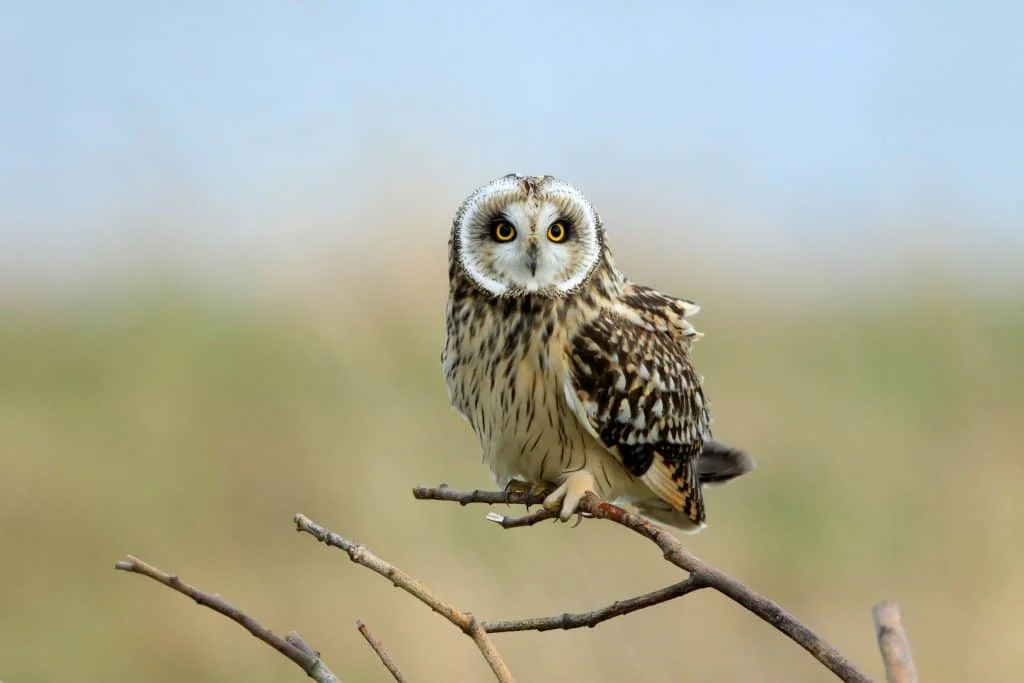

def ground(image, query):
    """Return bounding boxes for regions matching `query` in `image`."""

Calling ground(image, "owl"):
[442,174,753,531]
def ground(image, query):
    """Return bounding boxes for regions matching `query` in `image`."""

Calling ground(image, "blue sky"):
[1,1,1021,287]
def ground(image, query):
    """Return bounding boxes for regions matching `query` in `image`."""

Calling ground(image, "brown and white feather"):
[442,174,746,532]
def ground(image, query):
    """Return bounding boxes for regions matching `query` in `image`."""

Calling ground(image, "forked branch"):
[114,555,340,683]
[413,485,873,683]
[115,489,899,682]
[294,513,516,683]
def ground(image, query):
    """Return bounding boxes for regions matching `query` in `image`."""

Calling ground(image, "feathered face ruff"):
[450,174,612,298]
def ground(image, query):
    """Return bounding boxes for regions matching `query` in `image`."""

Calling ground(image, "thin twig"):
[294,513,515,683]
[114,555,340,683]
[482,575,707,633]
[873,601,918,683]
[356,620,406,683]
[412,486,872,683]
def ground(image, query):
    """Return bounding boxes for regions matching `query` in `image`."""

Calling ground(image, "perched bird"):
[442,174,753,532]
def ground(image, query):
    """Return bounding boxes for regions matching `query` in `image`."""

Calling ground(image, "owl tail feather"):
[698,438,756,486]
[640,454,706,528]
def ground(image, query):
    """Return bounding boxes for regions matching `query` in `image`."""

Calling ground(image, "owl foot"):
[543,470,598,523]
[503,479,557,506]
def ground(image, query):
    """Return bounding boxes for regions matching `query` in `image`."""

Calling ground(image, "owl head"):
[450,174,606,297]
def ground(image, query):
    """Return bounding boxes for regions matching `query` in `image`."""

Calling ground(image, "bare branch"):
[873,601,918,683]
[293,513,469,629]
[425,485,560,528]
[114,555,340,683]
[466,616,516,682]
[412,486,872,683]
[482,575,706,633]
[417,485,549,507]
[356,620,406,683]
[294,513,515,683]
[485,509,556,528]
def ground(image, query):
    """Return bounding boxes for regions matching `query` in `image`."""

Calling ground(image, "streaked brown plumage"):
[442,174,753,531]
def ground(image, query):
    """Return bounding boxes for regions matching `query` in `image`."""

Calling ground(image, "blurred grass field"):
[1,267,1022,682]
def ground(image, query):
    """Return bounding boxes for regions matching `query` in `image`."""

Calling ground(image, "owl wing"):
[564,284,711,526]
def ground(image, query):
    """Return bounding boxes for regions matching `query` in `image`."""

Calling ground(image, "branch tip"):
[873,601,918,683]
[356,620,407,682]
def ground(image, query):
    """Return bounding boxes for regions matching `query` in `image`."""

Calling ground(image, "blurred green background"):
[2,268,1021,682]
[4,3,1024,682]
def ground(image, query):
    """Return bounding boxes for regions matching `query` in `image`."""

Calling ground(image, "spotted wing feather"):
[566,284,711,525]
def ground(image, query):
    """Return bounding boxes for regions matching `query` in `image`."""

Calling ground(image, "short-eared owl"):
[442,174,753,531]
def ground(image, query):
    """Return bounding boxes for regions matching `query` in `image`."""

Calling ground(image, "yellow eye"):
[493,221,516,242]
[547,222,567,242]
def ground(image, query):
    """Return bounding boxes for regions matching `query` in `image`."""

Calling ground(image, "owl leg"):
[543,470,598,523]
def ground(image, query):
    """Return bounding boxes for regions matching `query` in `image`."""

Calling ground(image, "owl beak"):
[525,241,538,276]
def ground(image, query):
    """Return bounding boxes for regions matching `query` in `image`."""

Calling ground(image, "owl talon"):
[529,481,557,499]
[503,480,531,505]
[504,480,557,508]
[504,480,529,494]
[543,471,598,524]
